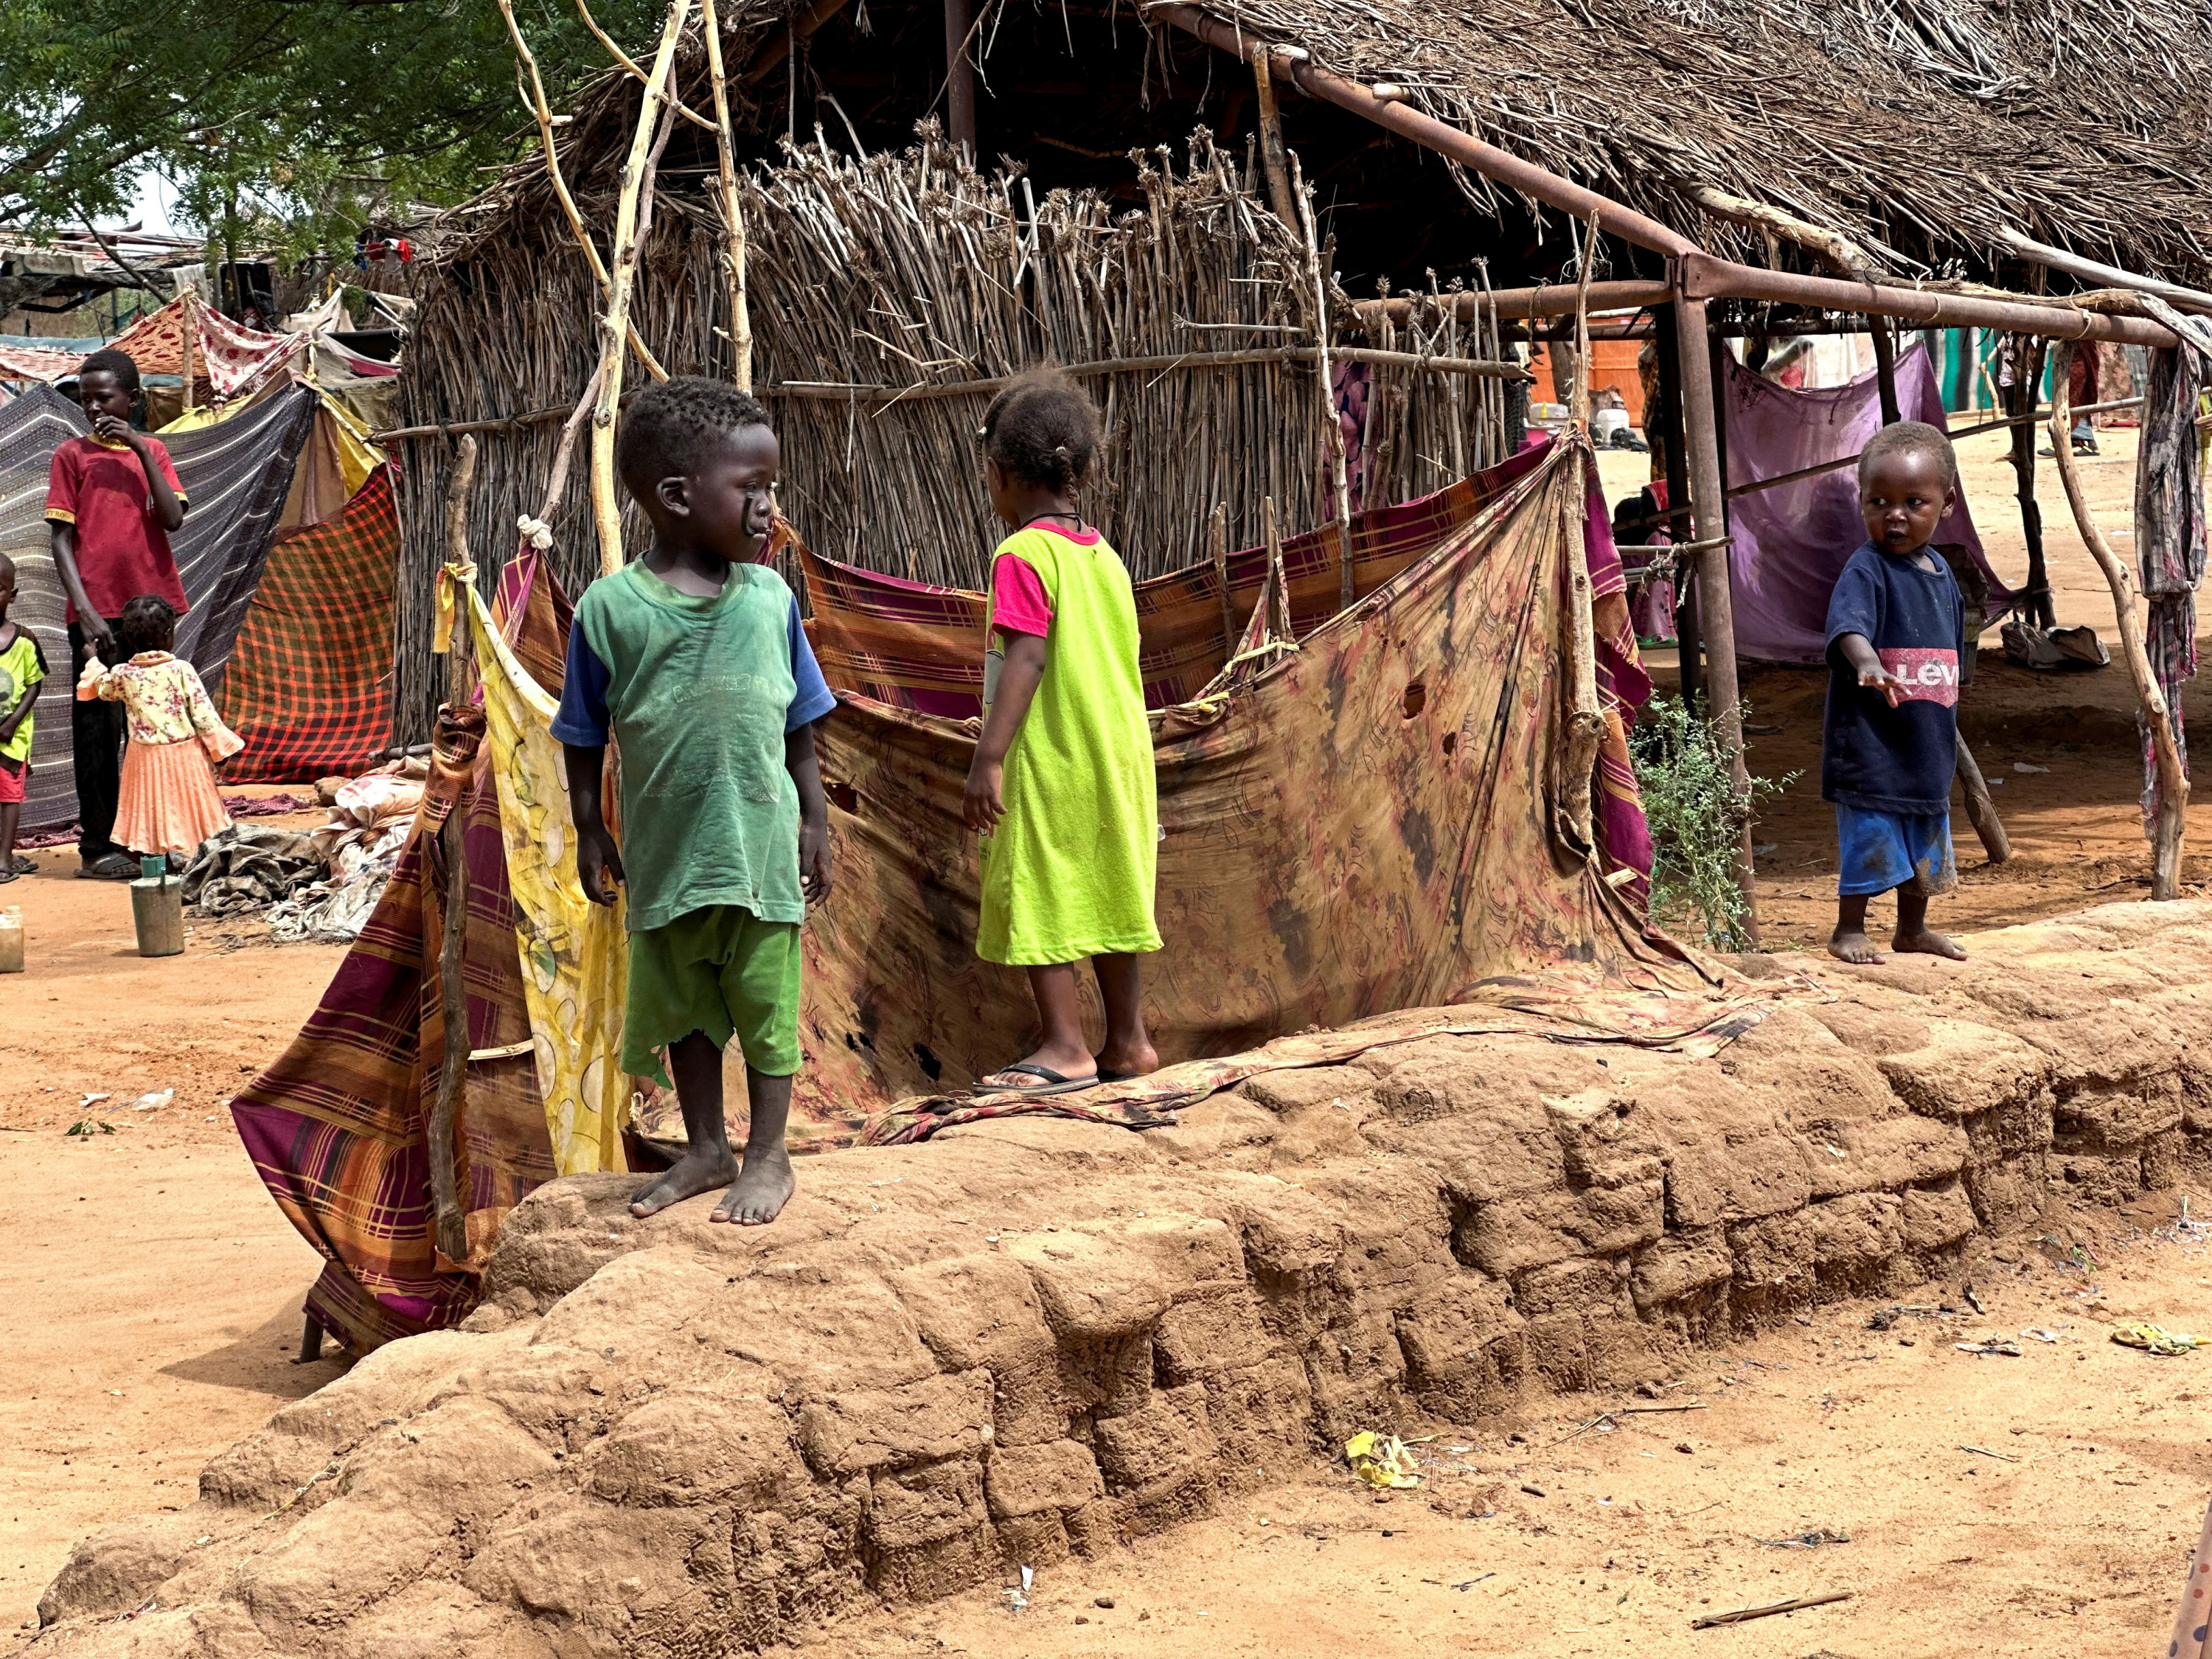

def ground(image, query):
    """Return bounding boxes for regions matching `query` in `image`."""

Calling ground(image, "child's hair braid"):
[979,367,1102,494]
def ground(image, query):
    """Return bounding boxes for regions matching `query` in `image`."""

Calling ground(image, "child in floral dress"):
[74,595,242,860]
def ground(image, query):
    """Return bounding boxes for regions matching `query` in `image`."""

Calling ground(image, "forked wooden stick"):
[700,0,755,390]
[590,0,692,577]
[2048,341,2188,898]
[497,0,668,383]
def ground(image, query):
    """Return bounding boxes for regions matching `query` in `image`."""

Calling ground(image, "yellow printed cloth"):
[450,568,630,1178]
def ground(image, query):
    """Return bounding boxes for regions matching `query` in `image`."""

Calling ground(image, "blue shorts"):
[1834,804,1956,897]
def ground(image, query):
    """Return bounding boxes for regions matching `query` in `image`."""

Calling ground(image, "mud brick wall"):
[35,902,2212,1658]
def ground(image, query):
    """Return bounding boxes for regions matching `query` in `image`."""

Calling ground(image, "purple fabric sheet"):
[1720,341,2011,664]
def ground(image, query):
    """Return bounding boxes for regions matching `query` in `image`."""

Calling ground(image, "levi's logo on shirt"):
[1877,647,1959,707]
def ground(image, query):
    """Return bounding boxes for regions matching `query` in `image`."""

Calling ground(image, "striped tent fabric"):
[0,382,317,832]
[220,465,399,782]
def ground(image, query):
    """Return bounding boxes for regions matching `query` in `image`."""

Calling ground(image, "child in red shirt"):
[45,348,188,879]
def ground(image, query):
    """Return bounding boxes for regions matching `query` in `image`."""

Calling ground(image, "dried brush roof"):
[452,0,2212,287]
[1178,0,2212,281]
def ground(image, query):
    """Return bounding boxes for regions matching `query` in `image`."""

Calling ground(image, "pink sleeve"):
[990,553,1053,638]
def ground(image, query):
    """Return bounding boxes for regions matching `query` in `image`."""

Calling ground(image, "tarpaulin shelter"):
[0,383,318,833]
[1720,340,2012,664]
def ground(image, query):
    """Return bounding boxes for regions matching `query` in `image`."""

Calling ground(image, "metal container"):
[130,858,185,959]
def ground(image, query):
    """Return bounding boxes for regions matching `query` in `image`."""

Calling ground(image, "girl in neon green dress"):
[961,370,1162,1093]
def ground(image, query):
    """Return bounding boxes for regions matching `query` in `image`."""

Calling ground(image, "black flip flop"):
[970,1062,1101,1098]
[8,855,34,874]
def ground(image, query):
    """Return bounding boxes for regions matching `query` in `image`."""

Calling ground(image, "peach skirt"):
[114,737,231,857]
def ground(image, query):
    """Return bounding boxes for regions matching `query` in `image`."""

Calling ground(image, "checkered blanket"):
[220,466,398,782]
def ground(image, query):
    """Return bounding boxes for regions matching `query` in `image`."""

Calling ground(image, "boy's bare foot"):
[1093,1037,1160,1082]
[1893,928,1967,960]
[712,1145,795,1225]
[630,1144,737,1217]
[1829,928,1885,964]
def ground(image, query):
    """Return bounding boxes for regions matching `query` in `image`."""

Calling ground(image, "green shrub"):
[1629,695,1792,952]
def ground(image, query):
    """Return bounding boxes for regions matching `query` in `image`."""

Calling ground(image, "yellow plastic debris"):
[2112,1322,2204,1357]
[1344,1430,1423,1489]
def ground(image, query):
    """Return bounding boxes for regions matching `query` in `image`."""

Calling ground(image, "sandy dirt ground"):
[3,418,2208,1651]
[832,1192,2212,1659]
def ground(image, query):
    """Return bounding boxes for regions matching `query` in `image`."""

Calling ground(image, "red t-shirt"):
[44,435,190,624]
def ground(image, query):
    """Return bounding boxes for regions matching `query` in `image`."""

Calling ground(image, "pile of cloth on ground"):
[182,762,425,942]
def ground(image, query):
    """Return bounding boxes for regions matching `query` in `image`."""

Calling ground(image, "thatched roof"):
[1175,0,2212,282]
[456,0,2212,288]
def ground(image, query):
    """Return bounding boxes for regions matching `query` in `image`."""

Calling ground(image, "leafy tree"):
[0,0,658,272]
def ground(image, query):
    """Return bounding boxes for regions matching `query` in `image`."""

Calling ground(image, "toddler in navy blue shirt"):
[1822,420,1970,966]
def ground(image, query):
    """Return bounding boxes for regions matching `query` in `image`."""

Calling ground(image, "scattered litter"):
[2013,761,2051,774]
[1002,1564,1034,1613]
[1345,1430,1422,1489]
[1955,1338,2023,1357]
[1452,1574,1496,1590]
[2022,1327,2062,1343]
[1689,1590,1851,1630]
[1959,1444,2019,1463]
[66,1120,115,1137]
[2113,1323,2204,1356]
[1867,1304,1939,1331]
[134,1090,173,1111]
[77,1092,110,1108]
[1963,1284,1986,1315]
[1520,1484,1547,1498]
[1755,1529,1851,1549]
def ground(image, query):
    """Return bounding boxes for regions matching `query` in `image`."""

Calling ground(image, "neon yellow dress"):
[978,523,1162,965]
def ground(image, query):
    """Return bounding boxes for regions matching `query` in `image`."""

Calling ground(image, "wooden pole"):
[1248,45,1299,231]
[428,433,479,1267]
[700,0,754,392]
[2008,335,2055,628]
[1290,156,1355,611]
[180,293,196,413]
[1209,501,1234,655]
[1954,737,2011,863]
[1870,315,1902,425]
[2049,341,2188,899]
[942,0,975,156]
[1672,290,1759,939]
[1654,299,1701,712]
[589,0,690,579]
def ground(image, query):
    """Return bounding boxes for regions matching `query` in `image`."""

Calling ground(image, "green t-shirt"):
[0,628,47,765]
[566,563,808,933]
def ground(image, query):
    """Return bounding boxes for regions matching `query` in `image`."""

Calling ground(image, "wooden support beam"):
[1996,229,2212,317]
[1248,44,1299,229]
[740,0,849,84]
[1672,291,1758,939]
[589,0,690,579]
[943,0,976,156]
[2049,341,2188,899]
[428,433,479,1269]
[1652,299,1700,712]
[700,0,754,391]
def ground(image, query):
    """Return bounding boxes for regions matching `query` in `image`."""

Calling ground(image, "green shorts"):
[622,905,803,1083]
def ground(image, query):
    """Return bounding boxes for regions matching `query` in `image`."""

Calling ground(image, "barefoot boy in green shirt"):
[552,379,836,1225]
